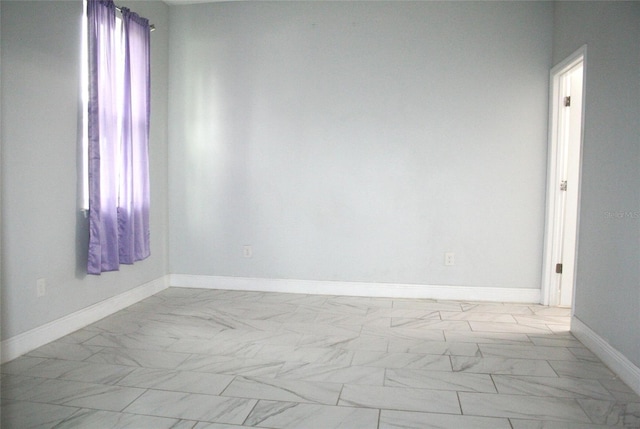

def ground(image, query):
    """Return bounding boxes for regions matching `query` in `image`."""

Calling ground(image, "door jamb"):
[541,45,587,307]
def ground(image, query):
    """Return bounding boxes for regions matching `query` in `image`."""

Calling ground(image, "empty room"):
[1,0,639,428]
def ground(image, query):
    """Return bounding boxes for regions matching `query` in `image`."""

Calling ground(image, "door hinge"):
[560,180,567,191]
[556,263,563,274]
[564,96,571,107]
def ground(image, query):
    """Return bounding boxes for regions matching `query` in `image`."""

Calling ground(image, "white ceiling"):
[164,0,254,4]
[163,0,385,4]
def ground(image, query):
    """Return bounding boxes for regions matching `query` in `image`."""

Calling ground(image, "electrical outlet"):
[36,278,47,297]
[444,252,455,266]
[243,245,253,258]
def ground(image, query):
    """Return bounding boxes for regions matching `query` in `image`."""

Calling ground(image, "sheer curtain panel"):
[87,0,151,274]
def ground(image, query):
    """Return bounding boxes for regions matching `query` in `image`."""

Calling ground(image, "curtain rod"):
[114,5,156,31]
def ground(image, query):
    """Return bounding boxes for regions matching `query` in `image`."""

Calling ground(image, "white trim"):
[572,316,640,396]
[541,45,587,307]
[169,274,541,303]
[0,275,169,364]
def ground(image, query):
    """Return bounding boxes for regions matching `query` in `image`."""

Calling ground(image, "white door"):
[557,62,583,307]
[542,47,586,308]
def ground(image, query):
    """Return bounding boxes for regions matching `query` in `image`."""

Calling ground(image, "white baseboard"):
[572,316,640,396]
[0,275,169,364]
[169,274,541,303]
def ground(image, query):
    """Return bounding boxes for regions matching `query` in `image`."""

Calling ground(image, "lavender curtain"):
[118,8,151,265]
[87,0,151,274]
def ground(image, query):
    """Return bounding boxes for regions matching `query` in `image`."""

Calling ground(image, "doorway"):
[542,47,586,308]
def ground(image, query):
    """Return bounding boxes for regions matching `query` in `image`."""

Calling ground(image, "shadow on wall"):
[75,212,89,280]
[75,57,89,281]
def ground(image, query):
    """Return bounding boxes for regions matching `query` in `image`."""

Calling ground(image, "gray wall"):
[553,2,640,368]
[0,0,170,340]
[168,1,554,289]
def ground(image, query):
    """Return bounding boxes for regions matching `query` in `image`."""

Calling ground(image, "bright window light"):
[80,0,89,211]
[80,1,124,212]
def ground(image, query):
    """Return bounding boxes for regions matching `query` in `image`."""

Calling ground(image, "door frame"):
[541,45,587,308]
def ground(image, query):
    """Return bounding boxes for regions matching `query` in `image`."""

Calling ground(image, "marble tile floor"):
[2,288,639,428]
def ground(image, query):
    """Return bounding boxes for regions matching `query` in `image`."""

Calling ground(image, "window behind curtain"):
[80,0,89,211]
[81,2,125,211]
[84,0,151,274]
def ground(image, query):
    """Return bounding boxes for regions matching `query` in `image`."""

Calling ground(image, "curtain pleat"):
[119,7,151,264]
